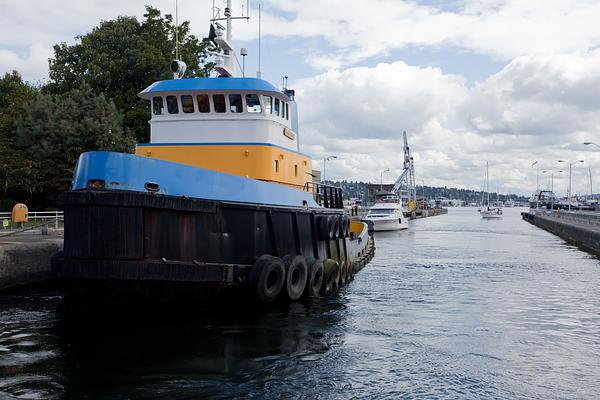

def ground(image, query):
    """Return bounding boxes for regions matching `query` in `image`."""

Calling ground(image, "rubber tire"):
[317,215,330,240]
[339,215,348,237]
[329,216,339,239]
[249,255,285,304]
[282,255,308,301]
[346,261,354,282]
[340,260,348,284]
[321,259,339,294]
[305,257,324,298]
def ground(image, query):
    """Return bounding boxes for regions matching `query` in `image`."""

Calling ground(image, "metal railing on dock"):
[0,211,64,230]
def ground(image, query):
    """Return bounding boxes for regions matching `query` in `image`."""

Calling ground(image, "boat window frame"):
[166,95,179,114]
[262,95,272,115]
[245,93,262,113]
[274,98,280,117]
[213,94,227,113]
[196,94,211,113]
[181,95,195,114]
[229,93,243,113]
[152,96,164,115]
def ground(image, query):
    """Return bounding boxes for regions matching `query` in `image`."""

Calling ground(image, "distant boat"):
[480,162,503,219]
[363,192,409,231]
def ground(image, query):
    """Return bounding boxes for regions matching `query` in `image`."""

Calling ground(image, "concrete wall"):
[523,212,600,257]
[0,239,63,290]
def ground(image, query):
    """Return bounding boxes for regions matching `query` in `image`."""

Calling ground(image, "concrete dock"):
[0,230,63,290]
[522,210,600,256]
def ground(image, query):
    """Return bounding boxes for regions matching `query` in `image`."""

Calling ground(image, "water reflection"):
[1,208,600,399]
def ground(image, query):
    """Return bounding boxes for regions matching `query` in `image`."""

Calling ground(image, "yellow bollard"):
[12,203,28,224]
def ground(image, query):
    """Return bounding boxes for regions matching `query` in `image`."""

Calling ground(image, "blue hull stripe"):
[137,142,308,157]
[71,152,320,208]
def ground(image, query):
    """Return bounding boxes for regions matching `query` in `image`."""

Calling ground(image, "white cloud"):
[296,53,600,195]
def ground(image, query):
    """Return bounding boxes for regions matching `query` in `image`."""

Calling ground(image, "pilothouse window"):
[197,94,210,113]
[166,96,179,114]
[229,94,243,113]
[213,95,226,113]
[262,95,272,114]
[152,97,164,115]
[181,95,194,113]
[246,94,262,113]
[286,103,289,120]
[274,98,280,116]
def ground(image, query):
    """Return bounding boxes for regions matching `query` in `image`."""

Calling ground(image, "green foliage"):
[0,71,38,207]
[14,84,135,204]
[47,5,214,142]
[0,5,214,208]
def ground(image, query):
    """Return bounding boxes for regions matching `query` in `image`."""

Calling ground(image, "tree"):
[0,71,39,207]
[47,6,215,142]
[14,84,135,204]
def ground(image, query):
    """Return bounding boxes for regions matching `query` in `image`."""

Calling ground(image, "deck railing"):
[303,182,344,209]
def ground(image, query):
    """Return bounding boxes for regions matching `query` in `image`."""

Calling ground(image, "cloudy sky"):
[2,0,600,196]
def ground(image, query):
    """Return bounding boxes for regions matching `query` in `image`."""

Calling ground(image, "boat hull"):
[52,189,374,305]
[363,218,408,231]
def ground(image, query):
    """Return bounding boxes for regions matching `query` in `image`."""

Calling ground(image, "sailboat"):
[480,162,503,219]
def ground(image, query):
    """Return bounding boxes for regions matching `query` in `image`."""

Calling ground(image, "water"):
[1,208,599,399]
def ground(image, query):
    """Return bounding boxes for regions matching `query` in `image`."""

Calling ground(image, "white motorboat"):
[363,193,409,231]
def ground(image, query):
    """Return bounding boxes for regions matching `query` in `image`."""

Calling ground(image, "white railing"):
[0,211,64,230]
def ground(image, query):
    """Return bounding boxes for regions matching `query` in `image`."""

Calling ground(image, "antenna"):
[257,2,261,79]
[175,0,179,60]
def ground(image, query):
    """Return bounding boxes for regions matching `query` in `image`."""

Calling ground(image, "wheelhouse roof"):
[139,77,284,99]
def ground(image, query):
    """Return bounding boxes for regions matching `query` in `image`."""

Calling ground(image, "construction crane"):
[390,131,417,208]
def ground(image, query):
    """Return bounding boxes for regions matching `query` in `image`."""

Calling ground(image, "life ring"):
[249,255,285,304]
[322,259,339,294]
[282,255,308,301]
[305,257,324,298]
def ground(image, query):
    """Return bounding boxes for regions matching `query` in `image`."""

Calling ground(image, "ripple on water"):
[0,208,599,399]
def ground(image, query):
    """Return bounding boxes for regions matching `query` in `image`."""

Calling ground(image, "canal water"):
[1,208,599,399]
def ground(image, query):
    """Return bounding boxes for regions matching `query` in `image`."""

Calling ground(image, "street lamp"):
[584,142,600,149]
[541,170,563,192]
[557,159,584,211]
[380,168,390,190]
[322,155,337,182]
[531,161,539,191]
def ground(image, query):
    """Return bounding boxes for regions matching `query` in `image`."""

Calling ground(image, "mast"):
[486,162,490,207]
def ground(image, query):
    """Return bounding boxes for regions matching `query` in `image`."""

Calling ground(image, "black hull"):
[53,190,374,305]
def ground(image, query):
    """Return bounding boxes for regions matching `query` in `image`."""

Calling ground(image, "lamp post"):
[584,141,600,149]
[531,161,539,191]
[380,168,390,190]
[558,159,584,211]
[322,155,337,183]
[541,170,563,192]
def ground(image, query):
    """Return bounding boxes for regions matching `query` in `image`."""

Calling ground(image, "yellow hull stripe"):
[135,144,313,189]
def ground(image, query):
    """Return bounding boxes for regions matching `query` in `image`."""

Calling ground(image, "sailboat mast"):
[486,162,490,206]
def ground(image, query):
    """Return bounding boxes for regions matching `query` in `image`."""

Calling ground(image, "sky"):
[2,0,600,196]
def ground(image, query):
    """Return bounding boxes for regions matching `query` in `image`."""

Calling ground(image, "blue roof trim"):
[137,142,309,157]
[71,151,320,208]
[139,77,282,96]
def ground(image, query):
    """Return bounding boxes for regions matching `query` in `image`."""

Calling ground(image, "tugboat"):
[52,1,374,306]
